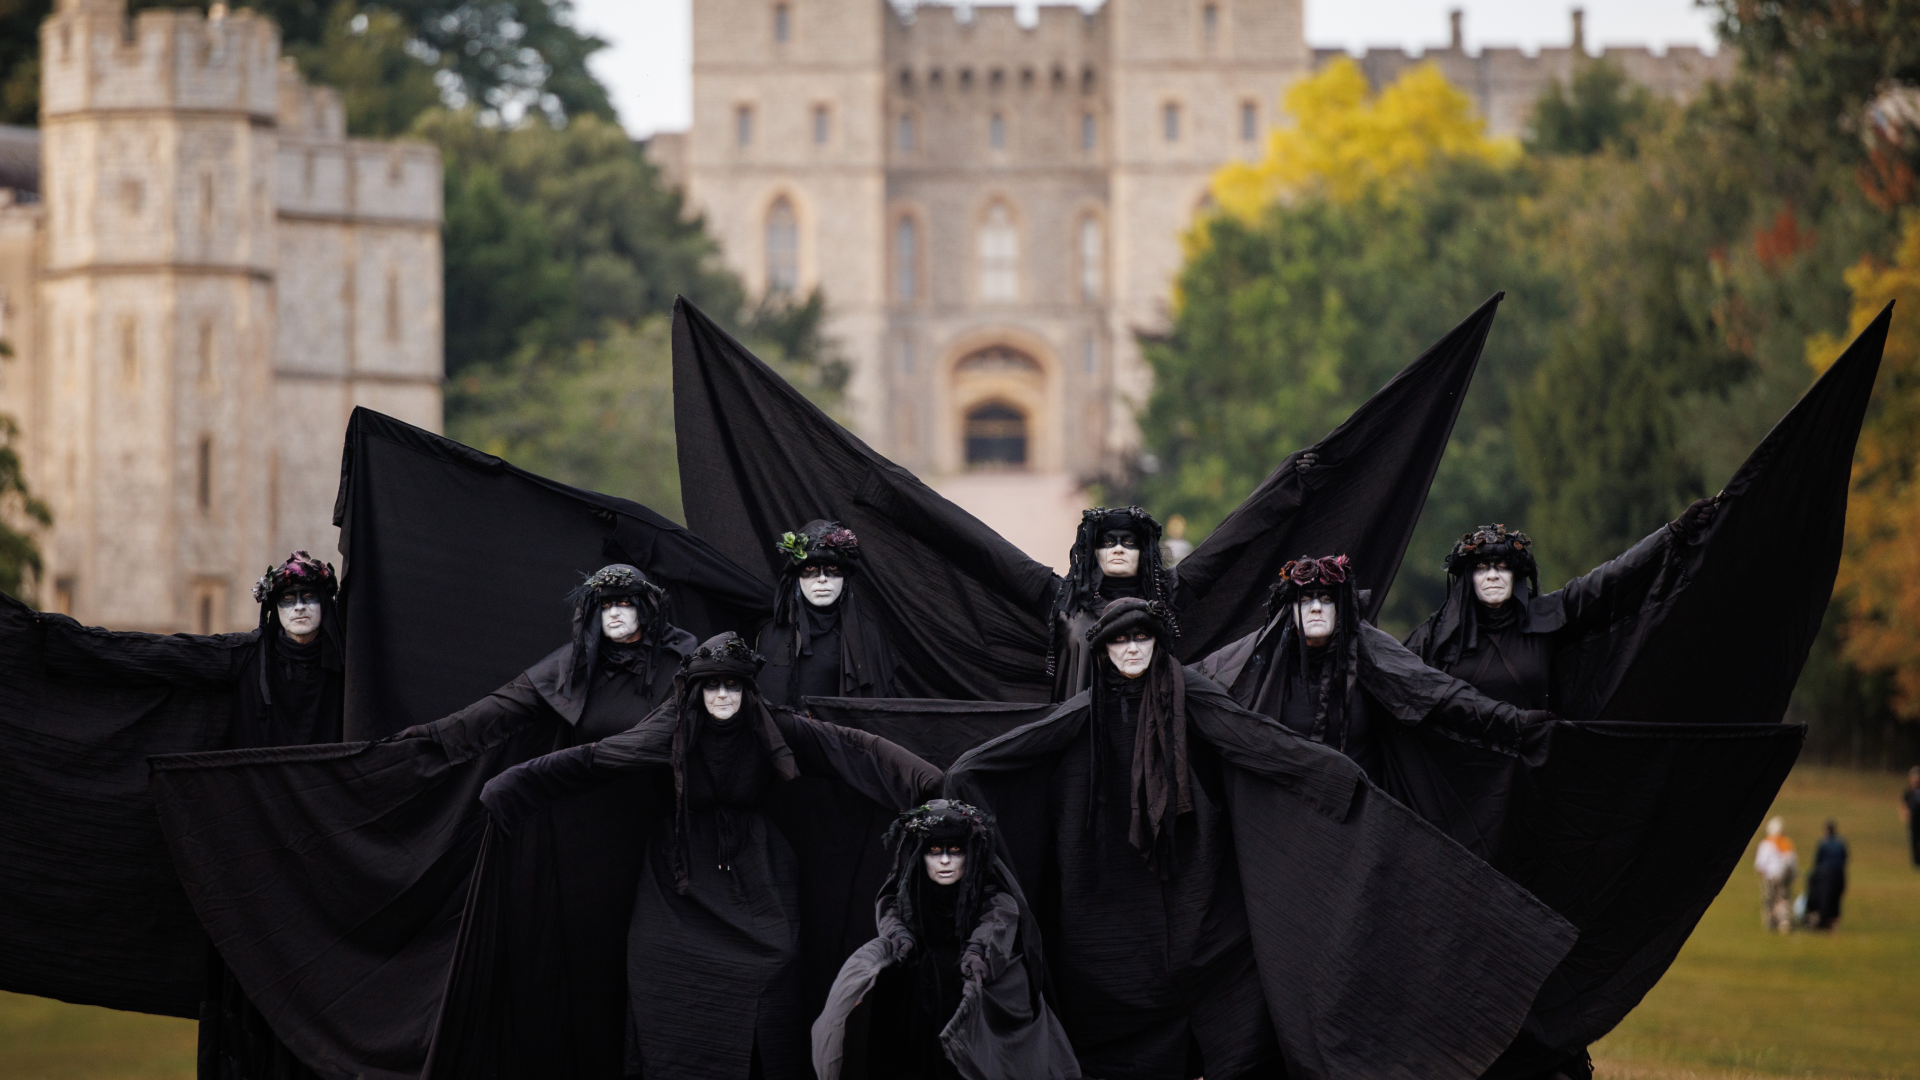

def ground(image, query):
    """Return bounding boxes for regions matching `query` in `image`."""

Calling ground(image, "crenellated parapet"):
[41,0,279,121]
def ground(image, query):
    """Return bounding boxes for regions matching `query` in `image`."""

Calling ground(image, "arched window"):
[1080,112,1096,153]
[1078,216,1102,303]
[1241,100,1259,141]
[766,198,799,295]
[989,112,1006,150]
[773,3,791,43]
[965,402,1028,470]
[978,203,1018,302]
[895,216,918,301]
[898,112,916,151]
[1163,102,1181,143]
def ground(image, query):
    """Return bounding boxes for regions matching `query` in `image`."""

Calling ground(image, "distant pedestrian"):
[1903,767,1920,869]
[1755,816,1797,933]
[1805,820,1848,930]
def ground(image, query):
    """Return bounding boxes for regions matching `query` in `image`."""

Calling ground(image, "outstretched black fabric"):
[940,668,1578,1080]
[673,294,1498,693]
[1169,292,1502,657]
[333,407,769,738]
[0,594,243,1017]
[421,701,942,1080]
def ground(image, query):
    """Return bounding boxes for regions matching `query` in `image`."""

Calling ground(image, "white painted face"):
[1097,529,1142,579]
[1297,591,1337,646]
[924,843,967,886]
[1106,630,1155,678]
[703,678,744,721]
[600,599,642,643]
[275,589,323,643]
[1473,561,1515,607]
[799,565,845,608]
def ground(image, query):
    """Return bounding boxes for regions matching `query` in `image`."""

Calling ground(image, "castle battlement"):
[41,0,279,121]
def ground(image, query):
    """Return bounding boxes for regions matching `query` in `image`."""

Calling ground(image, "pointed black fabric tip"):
[333,407,768,738]
[1175,292,1504,659]
[1592,303,1891,726]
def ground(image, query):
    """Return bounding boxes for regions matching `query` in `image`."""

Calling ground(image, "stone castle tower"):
[0,0,442,632]
[657,0,1731,523]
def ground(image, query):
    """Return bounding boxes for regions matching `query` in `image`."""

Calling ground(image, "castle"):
[0,0,442,633]
[651,1,1731,496]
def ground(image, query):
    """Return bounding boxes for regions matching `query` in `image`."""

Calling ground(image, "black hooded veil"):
[1224,307,1889,1077]
[754,520,899,707]
[672,294,1500,700]
[420,634,943,1080]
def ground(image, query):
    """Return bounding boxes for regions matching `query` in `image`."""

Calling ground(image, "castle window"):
[118,316,137,387]
[736,105,754,147]
[898,112,916,151]
[773,3,791,43]
[959,68,973,91]
[1081,66,1096,94]
[200,172,215,229]
[120,178,143,215]
[1081,113,1096,153]
[1241,100,1258,141]
[766,197,799,295]
[1204,3,1219,45]
[989,113,1006,151]
[990,68,1004,91]
[197,317,216,387]
[1021,67,1035,89]
[385,269,402,342]
[1051,65,1066,89]
[899,68,913,93]
[895,216,918,301]
[1079,216,1103,303]
[964,402,1028,470]
[813,104,831,145]
[1164,102,1182,143]
[1083,334,1099,374]
[196,435,213,513]
[978,203,1018,302]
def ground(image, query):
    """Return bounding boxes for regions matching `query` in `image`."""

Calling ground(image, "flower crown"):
[775,524,860,565]
[686,635,761,668]
[584,564,663,598]
[1279,555,1351,588]
[1445,525,1534,574]
[896,799,995,837]
[252,551,337,604]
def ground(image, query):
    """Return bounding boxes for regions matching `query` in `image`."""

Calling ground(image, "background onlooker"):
[1755,817,1797,934]
[1804,821,1849,930]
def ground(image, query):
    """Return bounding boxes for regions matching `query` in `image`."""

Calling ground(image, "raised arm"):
[1553,499,1715,637]
[775,710,942,810]
[1355,623,1550,751]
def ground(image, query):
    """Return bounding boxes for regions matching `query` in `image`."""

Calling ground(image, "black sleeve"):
[479,745,600,835]
[776,711,942,810]
[399,673,553,761]
[1553,525,1678,637]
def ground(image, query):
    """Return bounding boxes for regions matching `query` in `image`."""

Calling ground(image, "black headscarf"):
[1264,555,1365,750]
[665,633,797,893]
[1049,507,1176,677]
[883,800,998,943]
[242,551,344,745]
[562,563,671,699]
[1417,525,1541,669]
[771,519,862,665]
[1086,597,1190,877]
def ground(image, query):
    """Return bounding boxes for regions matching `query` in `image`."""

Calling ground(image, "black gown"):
[943,664,1579,1080]
[755,591,898,709]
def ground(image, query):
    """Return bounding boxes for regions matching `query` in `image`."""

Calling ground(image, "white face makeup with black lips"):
[1296,592,1337,646]
[703,678,744,721]
[1106,631,1155,678]
[1097,530,1141,579]
[600,599,642,643]
[799,565,845,608]
[924,844,966,886]
[1472,562,1515,607]
[276,590,323,643]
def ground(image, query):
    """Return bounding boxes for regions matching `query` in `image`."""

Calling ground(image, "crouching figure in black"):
[812,800,1079,1080]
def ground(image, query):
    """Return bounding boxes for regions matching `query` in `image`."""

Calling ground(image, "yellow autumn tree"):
[1211,58,1517,217]
[1814,214,1920,717]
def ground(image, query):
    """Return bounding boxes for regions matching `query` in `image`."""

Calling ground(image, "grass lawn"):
[0,766,1913,1079]
[1594,765,1920,1080]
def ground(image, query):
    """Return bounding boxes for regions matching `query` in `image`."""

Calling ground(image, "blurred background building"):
[0,0,441,632]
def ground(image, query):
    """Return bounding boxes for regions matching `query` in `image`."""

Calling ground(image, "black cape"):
[1222,308,1889,1075]
[673,294,1498,699]
[420,697,942,1080]
[755,589,899,708]
[812,859,1080,1080]
[148,627,696,1080]
[939,665,1579,1080]
[334,407,768,738]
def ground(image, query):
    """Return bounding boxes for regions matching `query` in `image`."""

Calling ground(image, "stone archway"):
[963,400,1028,469]
[950,343,1047,473]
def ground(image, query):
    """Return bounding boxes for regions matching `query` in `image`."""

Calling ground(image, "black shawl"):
[672,294,1499,700]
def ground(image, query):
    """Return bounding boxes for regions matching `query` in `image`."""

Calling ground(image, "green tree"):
[0,415,50,599]
[0,0,49,125]
[1526,60,1654,157]
[285,4,443,137]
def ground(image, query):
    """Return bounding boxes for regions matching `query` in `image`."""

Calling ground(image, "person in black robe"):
[1047,507,1175,700]
[945,597,1579,1080]
[1805,821,1848,930]
[452,632,941,1080]
[812,799,1079,1080]
[1405,505,1718,714]
[755,520,897,708]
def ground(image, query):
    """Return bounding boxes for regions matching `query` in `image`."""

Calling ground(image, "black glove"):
[960,947,989,984]
[1670,496,1719,541]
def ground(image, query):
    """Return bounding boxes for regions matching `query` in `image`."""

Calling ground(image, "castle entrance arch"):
[946,342,1054,474]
